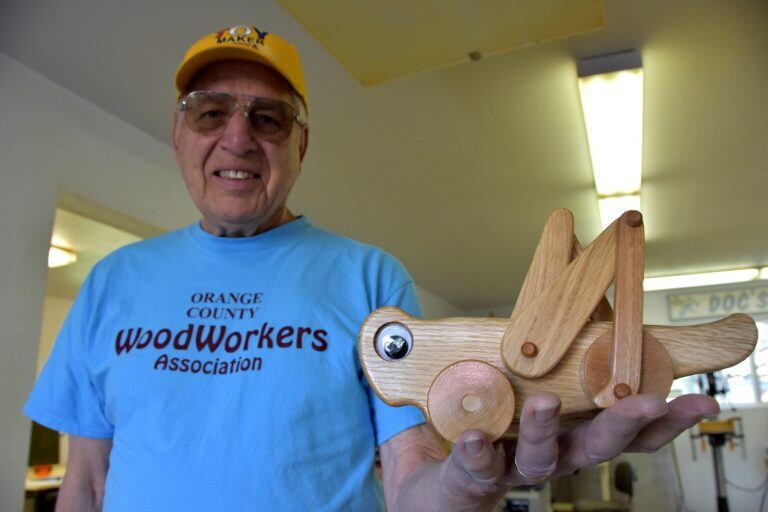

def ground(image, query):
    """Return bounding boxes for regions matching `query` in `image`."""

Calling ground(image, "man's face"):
[172,61,308,236]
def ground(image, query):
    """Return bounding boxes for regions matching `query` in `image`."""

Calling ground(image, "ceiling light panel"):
[644,268,760,292]
[48,246,77,268]
[579,67,643,197]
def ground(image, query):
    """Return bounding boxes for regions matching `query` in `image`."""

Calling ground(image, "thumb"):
[448,430,507,484]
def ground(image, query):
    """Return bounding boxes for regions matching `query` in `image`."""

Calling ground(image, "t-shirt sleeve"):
[365,269,426,446]
[23,272,113,438]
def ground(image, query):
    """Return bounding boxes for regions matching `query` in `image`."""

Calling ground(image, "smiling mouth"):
[214,170,260,180]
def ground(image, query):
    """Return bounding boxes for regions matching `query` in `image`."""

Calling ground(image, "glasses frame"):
[178,90,306,142]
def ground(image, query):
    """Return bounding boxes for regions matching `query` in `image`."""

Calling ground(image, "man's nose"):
[219,108,259,156]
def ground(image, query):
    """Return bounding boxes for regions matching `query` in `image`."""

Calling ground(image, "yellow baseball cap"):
[175,24,308,110]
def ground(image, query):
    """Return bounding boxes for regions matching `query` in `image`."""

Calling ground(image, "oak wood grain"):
[591,212,645,406]
[360,308,756,439]
[427,360,515,443]
[582,331,674,406]
[510,209,574,323]
[500,221,618,378]
[572,236,614,322]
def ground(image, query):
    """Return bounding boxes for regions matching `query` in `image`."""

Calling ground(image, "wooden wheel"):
[582,331,674,405]
[427,360,515,443]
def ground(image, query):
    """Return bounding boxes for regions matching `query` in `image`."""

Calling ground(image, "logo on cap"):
[215,25,269,48]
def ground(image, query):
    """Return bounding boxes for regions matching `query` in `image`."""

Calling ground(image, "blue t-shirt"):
[25,217,425,511]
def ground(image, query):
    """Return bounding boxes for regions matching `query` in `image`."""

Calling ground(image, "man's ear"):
[299,125,309,163]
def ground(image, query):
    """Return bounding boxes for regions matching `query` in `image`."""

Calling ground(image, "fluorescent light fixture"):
[598,194,641,229]
[578,51,643,197]
[578,50,644,232]
[644,268,760,292]
[760,267,768,280]
[579,68,643,196]
[48,246,77,268]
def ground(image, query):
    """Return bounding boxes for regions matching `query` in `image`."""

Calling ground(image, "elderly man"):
[25,25,718,511]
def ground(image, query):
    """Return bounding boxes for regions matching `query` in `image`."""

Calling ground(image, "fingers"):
[436,392,563,502]
[558,393,668,473]
[437,391,713,503]
[624,394,719,453]
[437,430,508,505]
[505,392,561,486]
[449,430,507,484]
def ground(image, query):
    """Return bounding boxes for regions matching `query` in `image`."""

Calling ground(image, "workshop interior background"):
[0,1,766,511]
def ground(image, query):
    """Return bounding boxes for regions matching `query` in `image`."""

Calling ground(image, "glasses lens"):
[246,98,296,141]
[180,92,299,141]
[182,92,235,133]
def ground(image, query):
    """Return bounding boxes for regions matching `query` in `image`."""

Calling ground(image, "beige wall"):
[415,285,462,319]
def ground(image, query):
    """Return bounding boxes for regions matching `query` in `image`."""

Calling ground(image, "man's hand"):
[381,392,719,512]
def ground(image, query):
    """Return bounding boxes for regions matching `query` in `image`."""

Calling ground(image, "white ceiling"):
[1,0,766,310]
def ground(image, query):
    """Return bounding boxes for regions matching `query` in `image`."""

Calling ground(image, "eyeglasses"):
[178,90,306,142]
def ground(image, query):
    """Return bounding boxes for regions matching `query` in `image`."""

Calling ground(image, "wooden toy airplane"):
[359,209,758,443]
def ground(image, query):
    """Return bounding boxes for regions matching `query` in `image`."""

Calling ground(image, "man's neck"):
[200,208,296,238]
